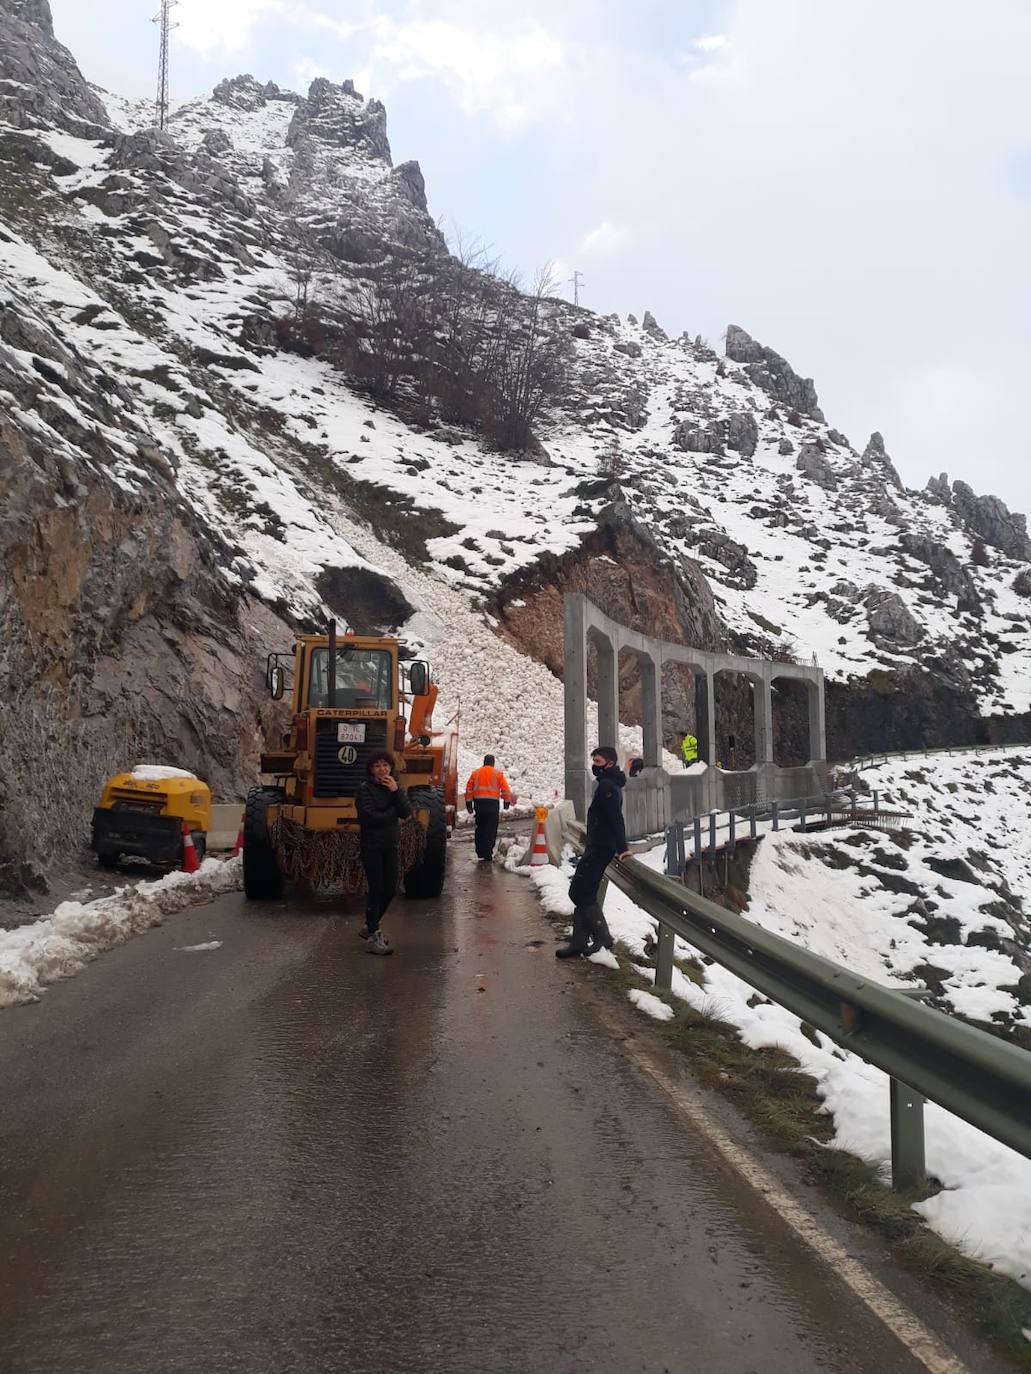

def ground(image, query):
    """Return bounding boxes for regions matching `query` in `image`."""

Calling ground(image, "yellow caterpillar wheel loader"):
[244,622,458,902]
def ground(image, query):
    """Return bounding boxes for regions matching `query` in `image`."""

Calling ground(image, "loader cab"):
[306,645,394,711]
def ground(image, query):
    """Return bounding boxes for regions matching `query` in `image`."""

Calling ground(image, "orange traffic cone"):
[529,808,549,867]
[181,822,200,874]
[232,826,244,858]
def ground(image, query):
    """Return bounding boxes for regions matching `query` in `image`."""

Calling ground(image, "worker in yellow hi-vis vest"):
[681,734,698,766]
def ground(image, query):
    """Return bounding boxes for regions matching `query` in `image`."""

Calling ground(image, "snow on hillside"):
[3,65,1029,735]
[531,747,1031,1287]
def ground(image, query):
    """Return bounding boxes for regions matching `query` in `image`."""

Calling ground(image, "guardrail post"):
[749,804,757,841]
[799,800,807,831]
[728,809,736,851]
[655,920,675,993]
[709,812,717,852]
[693,817,702,862]
[772,800,779,832]
[872,790,879,816]
[889,1078,926,1191]
[665,826,677,876]
[849,789,857,823]
[824,793,832,826]
[677,822,686,875]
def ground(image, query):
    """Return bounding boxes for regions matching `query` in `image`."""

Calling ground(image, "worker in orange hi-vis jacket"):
[464,754,515,863]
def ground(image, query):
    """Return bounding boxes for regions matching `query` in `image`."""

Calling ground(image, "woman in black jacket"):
[556,746,631,959]
[356,751,411,955]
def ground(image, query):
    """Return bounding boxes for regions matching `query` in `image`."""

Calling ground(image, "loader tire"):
[404,785,447,899]
[243,786,284,901]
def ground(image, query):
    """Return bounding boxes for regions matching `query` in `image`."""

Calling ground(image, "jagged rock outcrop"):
[212,74,298,112]
[926,472,951,504]
[726,411,759,458]
[672,411,757,458]
[796,441,836,490]
[725,323,825,421]
[287,78,392,163]
[0,0,109,131]
[861,431,903,491]
[923,473,1031,560]
[864,588,923,650]
[899,534,980,612]
[951,481,1031,561]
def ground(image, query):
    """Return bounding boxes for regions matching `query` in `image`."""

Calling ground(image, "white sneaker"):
[366,929,393,956]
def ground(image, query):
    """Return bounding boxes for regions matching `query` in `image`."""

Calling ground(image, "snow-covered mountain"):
[2,0,1029,888]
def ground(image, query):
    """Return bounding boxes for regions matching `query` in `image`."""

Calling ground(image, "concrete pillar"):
[752,671,775,765]
[594,633,619,751]
[694,668,716,765]
[563,595,591,818]
[807,675,827,762]
[640,653,663,768]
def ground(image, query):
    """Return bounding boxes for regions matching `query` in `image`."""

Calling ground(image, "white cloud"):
[175,0,286,55]
[693,33,727,52]
[294,58,329,90]
[580,221,629,257]
[313,13,566,129]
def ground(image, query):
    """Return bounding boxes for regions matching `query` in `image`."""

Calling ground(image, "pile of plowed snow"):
[0,858,241,1009]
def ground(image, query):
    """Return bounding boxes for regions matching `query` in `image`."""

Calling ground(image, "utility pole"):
[568,270,584,308]
[153,0,179,132]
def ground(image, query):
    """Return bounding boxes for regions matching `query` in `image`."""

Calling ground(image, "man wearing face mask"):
[556,745,632,959]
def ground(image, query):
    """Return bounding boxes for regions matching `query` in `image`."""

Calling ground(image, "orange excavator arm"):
[407,682,438,741]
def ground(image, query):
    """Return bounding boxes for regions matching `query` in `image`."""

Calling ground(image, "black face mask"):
[591,764,607,778]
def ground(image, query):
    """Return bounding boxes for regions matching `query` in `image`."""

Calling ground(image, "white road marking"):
[604,1011,974,1374]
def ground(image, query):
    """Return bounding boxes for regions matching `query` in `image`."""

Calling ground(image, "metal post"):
[889,1078,926,1191]
[655,921,675,992]
[772,800,779,832]
[728,809,736,851]
[872,790,879,816]
[749,804,757,841]
[708,812,717,851]
[800,800,807,831]
[824,793,832,826]
[693,816,702,862]
[677,822,685,874]
[665,827,677,876]
[849,789,857,822]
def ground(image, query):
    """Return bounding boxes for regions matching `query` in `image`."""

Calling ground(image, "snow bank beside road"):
[526,750,1031,1291]
[0,859,241,1009]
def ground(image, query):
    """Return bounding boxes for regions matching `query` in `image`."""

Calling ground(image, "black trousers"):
[473,799,500,859]
[361,844,399,933]
[569,844,615,908]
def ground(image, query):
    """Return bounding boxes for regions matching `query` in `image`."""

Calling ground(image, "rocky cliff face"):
[1,0,1029,889]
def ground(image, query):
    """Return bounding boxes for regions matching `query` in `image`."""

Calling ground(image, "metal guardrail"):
[663,790,903,875]
[850,740,1030,772]
[563,820,1031,1190]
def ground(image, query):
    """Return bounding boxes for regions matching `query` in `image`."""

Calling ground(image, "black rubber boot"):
[556,907,591,959]
[583,903,614,955]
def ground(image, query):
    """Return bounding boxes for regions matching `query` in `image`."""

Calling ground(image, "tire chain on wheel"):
[273,815,426,894]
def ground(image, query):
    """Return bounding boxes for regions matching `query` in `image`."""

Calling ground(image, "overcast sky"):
[50,0,1031,516]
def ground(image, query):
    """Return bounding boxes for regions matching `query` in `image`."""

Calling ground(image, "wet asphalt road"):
[0,844,983,1374]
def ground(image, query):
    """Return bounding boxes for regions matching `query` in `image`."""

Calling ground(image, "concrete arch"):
[564,594,827,836]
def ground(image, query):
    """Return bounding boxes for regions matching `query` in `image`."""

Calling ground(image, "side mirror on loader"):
[268,666,285,701]
[408,661,430,697]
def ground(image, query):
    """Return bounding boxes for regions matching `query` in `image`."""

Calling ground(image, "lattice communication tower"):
[153,0,179,131]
